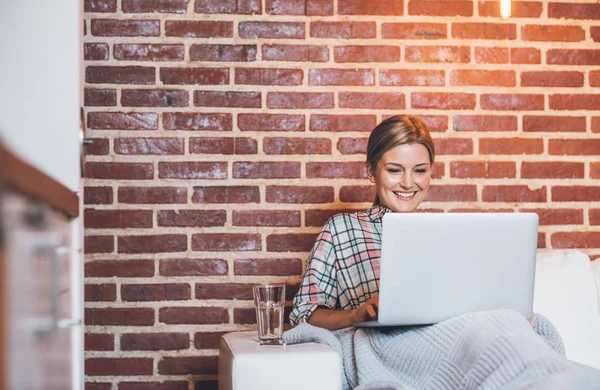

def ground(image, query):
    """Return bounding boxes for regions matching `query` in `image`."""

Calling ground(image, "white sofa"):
[219,250,600,390]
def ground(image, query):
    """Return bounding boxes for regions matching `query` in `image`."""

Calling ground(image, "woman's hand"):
[354,294,379,323]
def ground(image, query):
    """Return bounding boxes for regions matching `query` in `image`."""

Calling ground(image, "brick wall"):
[82,0,600,388]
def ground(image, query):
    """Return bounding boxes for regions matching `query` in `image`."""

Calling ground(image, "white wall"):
[0,0,81,191]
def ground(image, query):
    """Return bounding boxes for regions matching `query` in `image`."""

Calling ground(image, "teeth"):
[394,191,416,198]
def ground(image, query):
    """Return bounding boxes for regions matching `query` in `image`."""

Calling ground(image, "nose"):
[400,171,413,189]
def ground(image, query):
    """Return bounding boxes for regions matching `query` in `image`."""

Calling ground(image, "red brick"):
[431,162,445,179]
[85,260,155,278]
[191,234,261,251]
[523,25,585,42]
[122,0,188,12]
[190,44,256,62]
[305,209,362,227]
[452,23,516,39]
[164,21,233,37]
[114,44,184,61]
[480,138,543,154]
[591,71,600,87]
[85,0,116,12]
[592,163,600,179]
[434,139,473,155]
[475,47,508,64]
[84,43,109,60]
[547,50,600,65]
[232,162,299,179]
[262,44,328,62]
[339,92,405,109]
[87,382,111,390]
[451,70,515,87]
[264,137,331,154]
[408,0,472,16]
[590,209,600,225]
[195,283,254,300]
[160,68,228,85]
[118,235,187,254]
[85,333,114,351]
[450,161,516,178]
[233,210,300,227]
[238,114,304,132]
[520,209,584,226]
[453,115,517,132]
[195,0,260,13]
[552,186,600,202]
[550,94,600,110]
[511,47,540,64]
[239,22,304,38]
[88,112,158,130]
[480,94,544,111]
[338,0,403,15]
[267,0,332,15]
[234,258,302,276]
[405,46,470,63]
[426,185,478,202]
[192,186,259,204]
[549,139,600,155]
[85,138,109,155]
[235,68,303,86]
[194,91,260,108]
[306,162,367,179]
[522,162,584,179]
[85,162,153,179]
[86,358,153,376]
[538,233,547,249]
[551,233,600,249]
[119,187,187,204]
[85,308,154,326]
[417,115,449,132]
[334,46,400,62]
[163,113,232,131]
[310,115,376,132]
[593,117,600,133]
[159,259,228,276]
[190,137,254,155]
[339,185,376,203]
[381,23,446,39]
[84,187,113,205]
[122,283,191,301]
[91,19,159,36]
[592,27,600,42]
[159,307,228,325]
[379,69,444,86]
[158,210,226,227]
[337,138,367,154]
[266,186,334,203]
[121,333,189,351]
[479,1,542,17]
[267,234,317,252]
[85,284,117,302]
[309,69,375,86]
[521,71,583,87]
[114,137,184,155]
[483,185,547,202]
[86,66,155,84]
[267,92,334,109]
[85,88,116,106]
[84,209,152,229]
[234,138,258,154]
[523,116,586,132]
[194,332,228,349]
[84,235,114,254]
[158,357,218,376]
[412,93,476,110]
[158,162,227,179]
[548,3,600,20]
[310,22,375,38]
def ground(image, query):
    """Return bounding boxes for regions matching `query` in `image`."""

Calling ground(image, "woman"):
[290,114,434,330]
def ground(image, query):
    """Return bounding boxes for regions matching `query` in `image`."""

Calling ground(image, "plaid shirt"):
[290,205,392,327]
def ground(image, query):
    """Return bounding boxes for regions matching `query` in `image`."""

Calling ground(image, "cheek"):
[415,174,431,189]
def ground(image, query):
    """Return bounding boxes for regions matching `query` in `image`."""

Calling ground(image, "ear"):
[365,162,376,184]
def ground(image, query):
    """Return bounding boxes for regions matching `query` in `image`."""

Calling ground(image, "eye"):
[387,168,402,173]
[414,169,428,174]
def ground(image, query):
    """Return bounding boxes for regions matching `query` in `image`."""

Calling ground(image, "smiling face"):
[367,143,432,213]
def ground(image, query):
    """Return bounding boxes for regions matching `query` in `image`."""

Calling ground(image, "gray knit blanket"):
[283,310,600,389]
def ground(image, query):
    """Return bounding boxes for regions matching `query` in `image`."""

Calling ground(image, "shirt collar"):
[367,204,393,222]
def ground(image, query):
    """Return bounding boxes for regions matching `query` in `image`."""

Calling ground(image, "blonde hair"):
[366,115,435,206]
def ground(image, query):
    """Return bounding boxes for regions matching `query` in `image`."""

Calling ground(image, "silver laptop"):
[356,212,539,327]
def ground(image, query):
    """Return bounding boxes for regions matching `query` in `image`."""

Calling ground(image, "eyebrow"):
[384,162,429,168]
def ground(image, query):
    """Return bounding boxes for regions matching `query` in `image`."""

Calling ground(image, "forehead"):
[378,143,431,165]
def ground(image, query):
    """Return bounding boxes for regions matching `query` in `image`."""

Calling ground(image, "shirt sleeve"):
[289,221,338,327]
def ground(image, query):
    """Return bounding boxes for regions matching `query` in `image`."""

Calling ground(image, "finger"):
[367,305,376,319]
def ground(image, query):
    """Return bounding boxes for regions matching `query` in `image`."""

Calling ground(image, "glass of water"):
[253,284,285,346]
